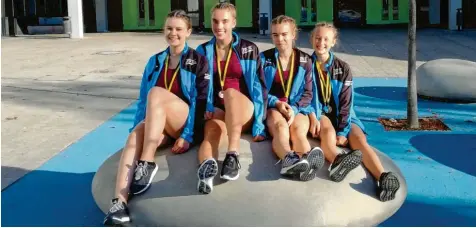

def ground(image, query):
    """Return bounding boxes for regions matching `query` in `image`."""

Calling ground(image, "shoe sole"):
[300,148,325,181]
[329,150,362,182]
[280,160,309,175]
[197,159,218,194]
[104,216,131,227]
[220,172,240,181]
[379,173,400,202]
[132,164,159,195]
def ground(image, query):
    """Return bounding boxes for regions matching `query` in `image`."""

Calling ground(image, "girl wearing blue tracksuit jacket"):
[195,2,267,194]
[309,22,400,202]
[261,15,325,182]
[103,11,210,226]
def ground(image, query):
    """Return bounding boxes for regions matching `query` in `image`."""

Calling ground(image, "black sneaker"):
[130,160,158,195]
[220,152,241,180]
[280,152,309,176]
[378,172,400,202]
[300,147,325,181]
[197,158,219,194]
[103,198,130,226]
[329,150,363,182]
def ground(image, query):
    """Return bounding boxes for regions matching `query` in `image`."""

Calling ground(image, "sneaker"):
[300,147,325,181]
[280,152,309,176]
[103,198,130,226]
[197,158,219,194]
[329,150,363,182]
[130,160,158,195]
[220,152,241,180]
[378,172,400,202]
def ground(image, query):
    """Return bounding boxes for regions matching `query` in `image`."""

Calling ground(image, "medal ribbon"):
[216,44,233,90]
[276,50,295,100]
[316,63,331,107]
[164,55,180,91]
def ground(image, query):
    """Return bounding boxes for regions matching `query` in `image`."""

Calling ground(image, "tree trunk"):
[407,0,419,128]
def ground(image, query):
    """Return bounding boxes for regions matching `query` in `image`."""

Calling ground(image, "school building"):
[2,0,476,38]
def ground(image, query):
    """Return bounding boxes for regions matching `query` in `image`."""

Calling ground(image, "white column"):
[448,0,462,30]
[95,0,108,32]
[68,0,84,38]
[259,0,271,35]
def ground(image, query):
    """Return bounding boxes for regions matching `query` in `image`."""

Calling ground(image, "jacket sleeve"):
[336,64,353,137]
[180,56,210,144]
[252,51,268,138]
[196,44,215,113]
[294,57,314,115]
[130,56,154,132]
[260,52,280,108]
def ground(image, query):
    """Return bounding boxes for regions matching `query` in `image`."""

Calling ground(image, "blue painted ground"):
[2,78,476,227]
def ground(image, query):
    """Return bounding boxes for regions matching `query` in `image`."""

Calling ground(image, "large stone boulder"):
[417,59,476,102]
[92,136,407,226]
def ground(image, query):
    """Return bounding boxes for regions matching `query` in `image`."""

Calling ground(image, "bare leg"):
[348,124,384,180]
[196,109,226,194]
[289,113,311,156]
[266,109,291,160]
[140,87,189,162]
[113,122,169,203]
[197,115,227,163]
[319,115,339,163]
[223,88,254,153]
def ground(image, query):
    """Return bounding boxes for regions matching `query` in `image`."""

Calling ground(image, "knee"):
[289,123,306,136]
[320,124,335,136]
[272,119,288,133]
[204,120,225,139]
[147,87,167,104]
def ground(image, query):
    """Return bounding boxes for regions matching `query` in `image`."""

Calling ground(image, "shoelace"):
[225,155,241,169]
[275,153,298,166]
[109,201,124,213]
[134,161,149,181]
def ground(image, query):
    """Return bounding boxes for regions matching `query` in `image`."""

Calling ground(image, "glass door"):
[299,0,318,25]
[137,0,155,27]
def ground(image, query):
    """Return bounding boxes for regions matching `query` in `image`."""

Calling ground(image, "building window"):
[382,0,389,20]
[311,0,317,22]
[148,0,155,25]
[301,0,307,22]
[393,0,399,20]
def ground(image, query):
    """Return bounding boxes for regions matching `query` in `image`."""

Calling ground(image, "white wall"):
[448,0,462,30]
[259,0,271,35]
[95,0,108,32]
[68,0,84,38]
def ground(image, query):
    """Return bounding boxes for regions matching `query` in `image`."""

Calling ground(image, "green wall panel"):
[235,0,253,27]
[317,0,333,22]
[122,0,137,30]
[367,0,408,24]
[285,0,301,25]
[155,0,171,28]
[204,0,217,28]
[122,0,170,30]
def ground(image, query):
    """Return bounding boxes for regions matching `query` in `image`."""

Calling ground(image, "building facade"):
[2,0,476,36]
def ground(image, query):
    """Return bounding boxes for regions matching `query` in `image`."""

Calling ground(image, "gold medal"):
[316,63,332,112]
[216,43,233,95]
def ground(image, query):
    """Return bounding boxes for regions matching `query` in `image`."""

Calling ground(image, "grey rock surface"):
[92,135,407,226]
[417,59,476,102]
